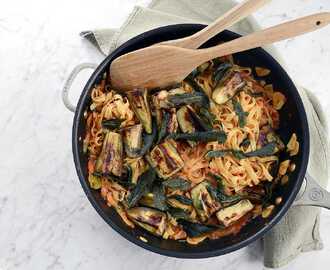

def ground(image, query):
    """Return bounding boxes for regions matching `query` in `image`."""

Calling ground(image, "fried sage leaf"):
[168,130,227,144]
[206,142,277,159]
[217,191,242,204]
[183,76,210,108]
[127,88,152,133]
[127,168,156,208]
[102,119,123,130]
[207,173,242,204]
[162,177,191,191]
[198,107,216,126]
[262,182,273,206]
[167,195,192,205]
[244,142,277,157]
[206,149,232,159]
[168,92,208,108]
[179,220,217,238]
[104,173,133,189]
[157,111,170,144]
[129,120,157,158]
[152,182,168,211]
[232,150,247,160]
[206,149,246,160]
[232,99,249,128]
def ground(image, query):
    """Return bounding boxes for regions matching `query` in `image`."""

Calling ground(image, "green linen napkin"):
[80,0,329,267]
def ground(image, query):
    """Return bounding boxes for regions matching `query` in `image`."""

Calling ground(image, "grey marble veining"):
[0,0,329,269]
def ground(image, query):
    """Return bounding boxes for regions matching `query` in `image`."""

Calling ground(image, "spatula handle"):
[196,12,330,63]
[161,0,271,49]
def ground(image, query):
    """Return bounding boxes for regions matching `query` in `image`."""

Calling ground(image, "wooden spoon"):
[110,13,330,90]
[159,0,271,49]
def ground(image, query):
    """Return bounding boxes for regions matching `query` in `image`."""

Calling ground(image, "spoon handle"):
[195,12,330,64]
[161,0,271,49]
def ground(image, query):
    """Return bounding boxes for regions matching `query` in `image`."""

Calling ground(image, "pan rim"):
[72,24,310,258]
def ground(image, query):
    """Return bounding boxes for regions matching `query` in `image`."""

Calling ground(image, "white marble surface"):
[0,0,330,269]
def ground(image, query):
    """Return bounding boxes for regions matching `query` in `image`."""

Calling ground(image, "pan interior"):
[72,24,309,258]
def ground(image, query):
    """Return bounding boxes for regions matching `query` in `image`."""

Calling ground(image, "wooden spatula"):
[159,0,271,49]
[110,13,330,91]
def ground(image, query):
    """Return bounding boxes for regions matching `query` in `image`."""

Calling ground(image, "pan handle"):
[62,63,98,112]
[293,172,330,209]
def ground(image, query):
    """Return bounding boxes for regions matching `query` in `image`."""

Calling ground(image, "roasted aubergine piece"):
[212,71,245,105]
[122,124,143,157]
[127,158,147,184]
[191,181,221,222]
[95,131,123,176]
[148,140,184,179]
[167,195,193,212]
[216,199,253,227]
[127,88,152,133]
[126,207,167,236]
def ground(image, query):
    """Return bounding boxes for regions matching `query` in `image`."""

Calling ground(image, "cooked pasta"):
[83,56,298,244]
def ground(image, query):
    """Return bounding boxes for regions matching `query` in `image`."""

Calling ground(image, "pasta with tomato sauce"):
[83,55,298,244]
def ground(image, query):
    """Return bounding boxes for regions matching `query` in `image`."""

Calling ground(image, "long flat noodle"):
[240,159,259,185]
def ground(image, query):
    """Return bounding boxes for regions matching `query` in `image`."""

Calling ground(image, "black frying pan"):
[64,24,326,258]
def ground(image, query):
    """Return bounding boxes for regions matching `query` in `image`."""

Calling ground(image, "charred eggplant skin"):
[126,158,147,185]
[216,199,253,227]
[148,140,184,179]
[176,106,198,147]
[176,105,213,145]
[95,131,123,176]
[177,106,195,134]
[212,71,245,105]
[127,88,152,133]
[126,207,166,236]
[122,124,143,157]
[191,181,221,222]
[127,119,157,158]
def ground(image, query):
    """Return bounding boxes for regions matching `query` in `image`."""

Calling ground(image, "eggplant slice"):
[148,140,184,179]
[95,131,123,176]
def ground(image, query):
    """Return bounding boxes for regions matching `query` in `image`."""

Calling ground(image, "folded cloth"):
[80,0,330,267]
